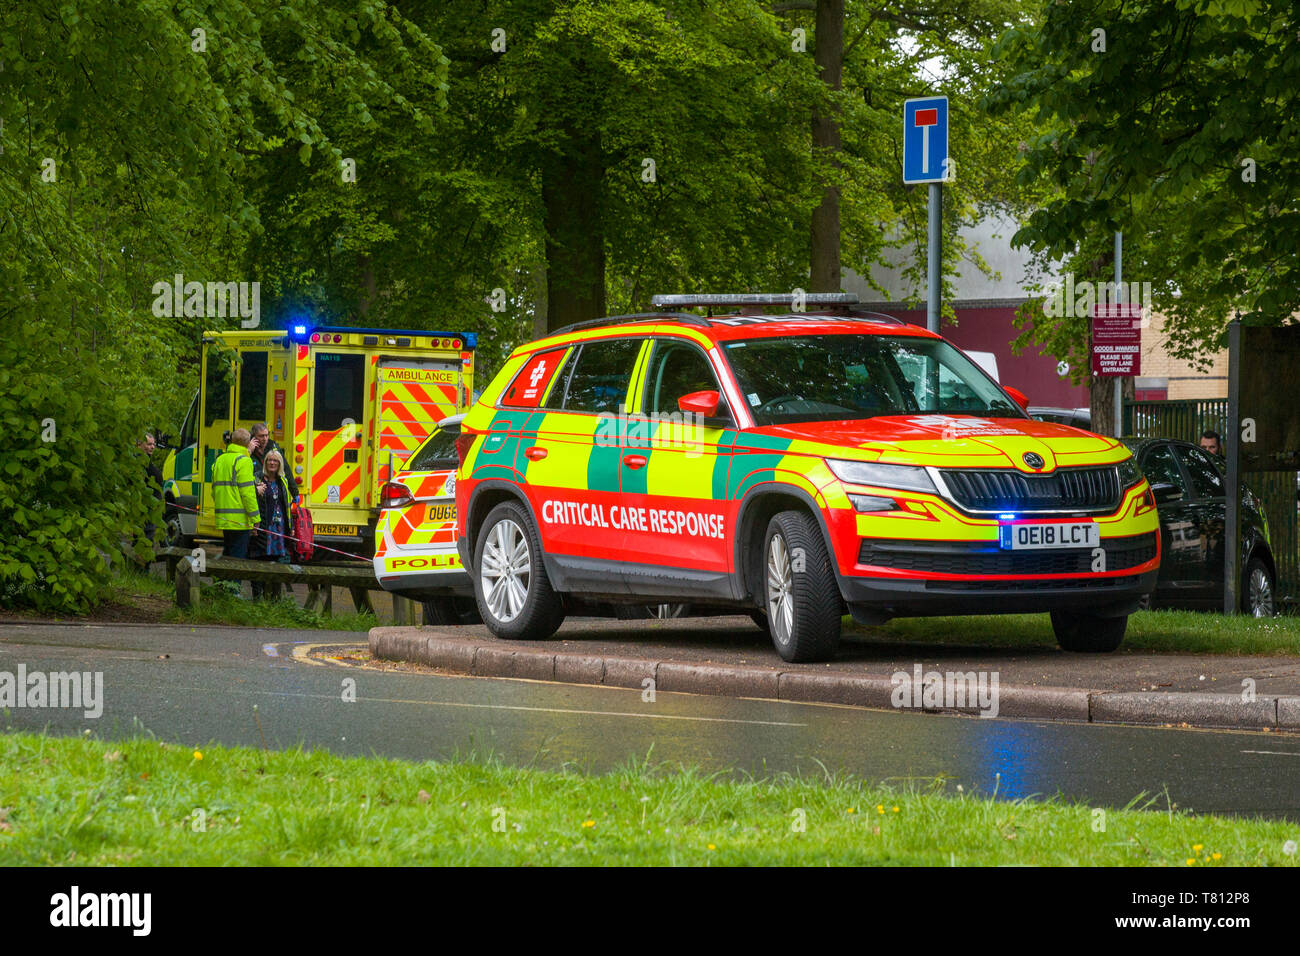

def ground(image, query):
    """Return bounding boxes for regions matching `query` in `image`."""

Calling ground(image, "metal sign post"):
[1225,319,1241,615]
[903,96,949,335]
[1114,232,1124,437]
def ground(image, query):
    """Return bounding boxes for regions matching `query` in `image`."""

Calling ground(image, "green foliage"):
[0,0,446,611]
[987,0,1300,363]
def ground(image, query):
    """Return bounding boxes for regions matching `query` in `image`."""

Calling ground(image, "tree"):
[809,0,845,292]
[988,0,1300,364]
[0,0,446,611]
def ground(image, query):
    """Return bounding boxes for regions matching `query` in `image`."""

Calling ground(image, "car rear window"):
[407,423,460,471]
[548,338,642,414]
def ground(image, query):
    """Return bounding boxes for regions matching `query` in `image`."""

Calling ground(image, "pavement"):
[370,616,1300,732]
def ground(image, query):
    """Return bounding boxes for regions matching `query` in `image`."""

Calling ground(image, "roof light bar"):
[651,292,860,308]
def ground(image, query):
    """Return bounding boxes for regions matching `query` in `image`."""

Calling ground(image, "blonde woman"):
[251,450,295,595]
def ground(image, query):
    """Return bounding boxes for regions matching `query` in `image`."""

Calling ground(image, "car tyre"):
[473,501,565,640]
[1051,611,1127,652]
[1243,556,1275,618]
[762,510,841,662]
[422,596,482,626]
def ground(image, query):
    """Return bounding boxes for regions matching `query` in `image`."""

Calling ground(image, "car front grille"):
[938,465,1121,514]
[857,533,1157,576]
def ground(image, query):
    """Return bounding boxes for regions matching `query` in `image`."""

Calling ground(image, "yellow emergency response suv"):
[160,325,475,556]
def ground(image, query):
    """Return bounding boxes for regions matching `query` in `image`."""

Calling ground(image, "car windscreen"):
[721,334,1020,425]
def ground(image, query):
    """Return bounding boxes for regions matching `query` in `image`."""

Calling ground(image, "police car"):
[454,293,1160,662]
[374,415,478,624]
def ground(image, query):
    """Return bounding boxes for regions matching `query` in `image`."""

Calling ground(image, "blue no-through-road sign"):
[903,96,949,184]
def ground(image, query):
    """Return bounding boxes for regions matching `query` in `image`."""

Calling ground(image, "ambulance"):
[160,325,475,555]
[453,293,1160,662]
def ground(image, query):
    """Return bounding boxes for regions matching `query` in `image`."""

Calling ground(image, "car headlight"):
[1117,456,1144,488]
[827,459,937,494]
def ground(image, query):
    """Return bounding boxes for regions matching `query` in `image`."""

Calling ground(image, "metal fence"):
[1123,398,1297,603]
[1123,398,1227,442]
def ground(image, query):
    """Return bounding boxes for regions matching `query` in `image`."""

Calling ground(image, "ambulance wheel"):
[474,502,565,640]
[1051,611,1127,652]
[762,511,841,663]
[422,597,481,626]
[163,510,193,551]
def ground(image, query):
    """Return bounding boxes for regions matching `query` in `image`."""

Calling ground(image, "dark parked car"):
[1030,406,1092,430]
[1122,438,1276,616]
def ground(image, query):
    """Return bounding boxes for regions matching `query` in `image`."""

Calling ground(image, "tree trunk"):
[809,0,844,293]
[1089,374,1135,437]
[542,130,606,331]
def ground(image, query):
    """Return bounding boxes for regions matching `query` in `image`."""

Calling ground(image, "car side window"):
[1175,445,1225,499]
[644,341,726,417]
[554,338,643,414]
[1142,444,1187,495]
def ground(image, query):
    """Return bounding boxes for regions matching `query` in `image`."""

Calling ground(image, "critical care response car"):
[453,293,1161,663]
[373,415,479,624]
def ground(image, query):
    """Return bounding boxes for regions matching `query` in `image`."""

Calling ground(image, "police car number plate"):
[999,521,1098,550]
[425,504,455,522]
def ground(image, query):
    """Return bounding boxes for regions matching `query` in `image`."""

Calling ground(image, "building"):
[842,213,1227,408]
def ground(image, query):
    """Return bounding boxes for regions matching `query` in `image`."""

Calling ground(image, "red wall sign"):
[1091,304,1142,376]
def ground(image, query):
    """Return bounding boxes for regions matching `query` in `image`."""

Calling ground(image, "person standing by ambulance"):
[212,429,261,569]
[249,422,299,500]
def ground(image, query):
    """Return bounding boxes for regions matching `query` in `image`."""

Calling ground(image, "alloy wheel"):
[766,533,794,644]
[481,518,531,623]
[1249,567,1275,617]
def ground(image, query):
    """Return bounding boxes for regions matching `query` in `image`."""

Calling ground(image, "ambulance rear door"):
[373,358,464,502]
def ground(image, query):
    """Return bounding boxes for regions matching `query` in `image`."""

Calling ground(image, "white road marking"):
[1240,750,1300,757]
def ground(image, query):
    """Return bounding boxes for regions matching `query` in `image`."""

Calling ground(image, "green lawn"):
[1,731,1295,866]
[855,609,1300,656]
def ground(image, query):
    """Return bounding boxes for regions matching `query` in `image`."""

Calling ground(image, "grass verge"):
[0,567,376,632]
[854,609,1300,656]
[163,588,376,632]
[1,731,1296,866]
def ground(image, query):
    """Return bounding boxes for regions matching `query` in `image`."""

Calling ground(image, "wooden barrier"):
[166,548,382,617]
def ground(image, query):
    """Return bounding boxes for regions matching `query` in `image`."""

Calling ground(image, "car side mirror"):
[1151,482,1183,504]
[1003,386,1030,411]
[678,390,721,417]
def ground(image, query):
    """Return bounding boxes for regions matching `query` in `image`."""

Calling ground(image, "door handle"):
[623,454,647,469]
[525,447,548,461]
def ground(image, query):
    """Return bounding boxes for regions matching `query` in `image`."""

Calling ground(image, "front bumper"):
[824,477,1160,617]
[840,566,1157,617]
